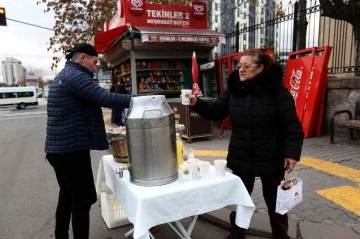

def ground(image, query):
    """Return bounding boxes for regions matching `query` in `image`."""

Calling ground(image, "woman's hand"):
[284,158,298,173]
[180,94,198,106]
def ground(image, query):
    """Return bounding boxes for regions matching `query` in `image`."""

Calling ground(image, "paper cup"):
[197,161,210,179]
[181,89,192,105]
[179,163,192,181]
[188,159,201,180]
[214,159,227,177]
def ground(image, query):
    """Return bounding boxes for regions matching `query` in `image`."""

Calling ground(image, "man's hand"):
[284,158,298,173]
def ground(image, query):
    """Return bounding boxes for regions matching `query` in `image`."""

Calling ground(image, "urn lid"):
[127,95,173,119]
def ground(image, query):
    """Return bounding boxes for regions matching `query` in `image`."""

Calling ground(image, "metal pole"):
[292,2,299,52]
[235,21,240,52]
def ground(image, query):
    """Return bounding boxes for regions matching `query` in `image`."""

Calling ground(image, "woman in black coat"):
[186,49,304,239]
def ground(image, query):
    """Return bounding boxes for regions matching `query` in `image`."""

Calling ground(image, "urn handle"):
[142,109,163,122]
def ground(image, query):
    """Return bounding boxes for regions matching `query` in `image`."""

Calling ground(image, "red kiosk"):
[94,0,224,98]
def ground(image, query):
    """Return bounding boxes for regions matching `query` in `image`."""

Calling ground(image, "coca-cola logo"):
[289,68,303,104]
[129,0,144,15]
[192,2,205,19]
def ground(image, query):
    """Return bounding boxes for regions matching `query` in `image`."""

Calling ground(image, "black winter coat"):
[192,66,304,176]
[45,61,131,154]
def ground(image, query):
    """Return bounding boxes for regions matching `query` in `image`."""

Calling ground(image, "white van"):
[0,87,38,109]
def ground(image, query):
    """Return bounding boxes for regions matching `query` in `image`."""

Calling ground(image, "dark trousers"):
[230,171,289,239]
[47,150,97,239]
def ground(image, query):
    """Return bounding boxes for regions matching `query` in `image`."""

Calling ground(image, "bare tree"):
[38,77,46,88]
[38,0,193,70]
[292,0,360,51]
[27,66,44,78]
[38,0,118,70]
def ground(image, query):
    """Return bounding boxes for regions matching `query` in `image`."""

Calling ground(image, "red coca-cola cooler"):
[284,47,332,138]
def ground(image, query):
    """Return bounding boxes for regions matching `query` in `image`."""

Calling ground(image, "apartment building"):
[1,57,24,85]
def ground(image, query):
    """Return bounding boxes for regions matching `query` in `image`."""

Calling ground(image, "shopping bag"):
[275,177,303,215]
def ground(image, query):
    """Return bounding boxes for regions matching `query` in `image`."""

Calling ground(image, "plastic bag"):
[275,177,303,215]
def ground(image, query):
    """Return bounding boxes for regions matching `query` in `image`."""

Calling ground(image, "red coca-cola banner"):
[311,47,332,137]
[284,47,332,138]
[284,48,315,124]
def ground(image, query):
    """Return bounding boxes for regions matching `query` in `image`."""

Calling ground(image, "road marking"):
[0,111,47,117]
[103,114,112,129]
[193,149,360,215]
[317,186,360,216]
[0,115,46,121]
[193,150,360,183]
[193,150,227,158]
[301,156,360,183]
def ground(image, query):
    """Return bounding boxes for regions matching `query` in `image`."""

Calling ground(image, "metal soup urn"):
[125,95,178,186]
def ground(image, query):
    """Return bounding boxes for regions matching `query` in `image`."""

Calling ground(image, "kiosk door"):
[200,61,219,98]
[220,59,229,92]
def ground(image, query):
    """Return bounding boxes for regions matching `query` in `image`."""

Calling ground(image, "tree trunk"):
[296,0,308,50]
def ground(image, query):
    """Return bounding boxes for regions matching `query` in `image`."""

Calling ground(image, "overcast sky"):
[0,0,66,82]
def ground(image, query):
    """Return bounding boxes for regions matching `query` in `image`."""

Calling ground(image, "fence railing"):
[221,0,359,76]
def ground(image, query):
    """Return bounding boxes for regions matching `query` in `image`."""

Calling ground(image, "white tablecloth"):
[96,155,255,239]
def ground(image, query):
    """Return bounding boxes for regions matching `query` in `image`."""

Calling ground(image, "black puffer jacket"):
[192,65,304,176]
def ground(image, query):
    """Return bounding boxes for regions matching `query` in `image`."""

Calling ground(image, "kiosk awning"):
[134,26,225,44]
[94,25,128,53]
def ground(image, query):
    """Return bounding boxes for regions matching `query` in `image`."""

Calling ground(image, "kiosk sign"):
[125,0,208,29]
[147,35,219,43]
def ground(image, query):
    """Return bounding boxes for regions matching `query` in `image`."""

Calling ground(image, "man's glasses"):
[236,63,259,70]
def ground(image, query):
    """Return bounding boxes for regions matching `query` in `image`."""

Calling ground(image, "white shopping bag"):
[275,177,303,215]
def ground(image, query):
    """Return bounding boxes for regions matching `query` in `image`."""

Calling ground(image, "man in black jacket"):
[45,43,131,239]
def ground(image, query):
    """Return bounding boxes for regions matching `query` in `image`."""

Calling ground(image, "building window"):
[243,44,247,50]
[215,15,218,23]
[243,33,247,41]
[244,2,247,8]
[243,13,246,19]
[261,38,264,44]
[237,9,240,17]
[215,3,218,11]
[261,18,264,23]
[215,27,219,32]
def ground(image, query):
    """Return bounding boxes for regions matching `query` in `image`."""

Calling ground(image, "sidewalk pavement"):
[104,114,360,238]
[188,128,360,239]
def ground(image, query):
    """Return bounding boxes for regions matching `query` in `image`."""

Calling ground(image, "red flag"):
[192,51,203,97]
